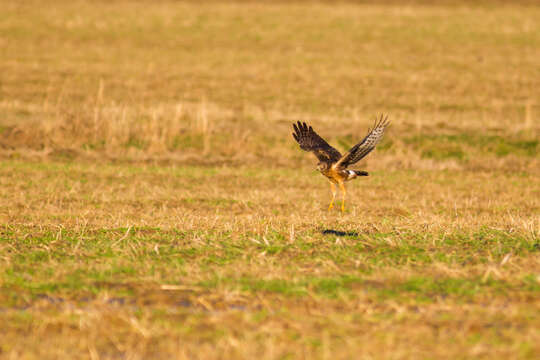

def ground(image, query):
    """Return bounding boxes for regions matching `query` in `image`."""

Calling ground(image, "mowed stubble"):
[0,1,539,359]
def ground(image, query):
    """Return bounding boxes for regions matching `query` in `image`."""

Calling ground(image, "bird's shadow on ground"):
[321,229,359,237]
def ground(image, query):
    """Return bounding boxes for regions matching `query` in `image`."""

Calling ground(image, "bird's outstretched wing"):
[334,114,389,169]
[292,121,342,163]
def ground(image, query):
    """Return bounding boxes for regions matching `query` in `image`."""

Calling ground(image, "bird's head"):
[316,162,329,172]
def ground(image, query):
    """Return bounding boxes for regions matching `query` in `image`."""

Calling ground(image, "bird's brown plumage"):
[292,115,390,211]
[292,121,342,163]
[335,114,390,168]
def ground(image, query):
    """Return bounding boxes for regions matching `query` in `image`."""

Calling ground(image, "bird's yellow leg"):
[338,182,346,213]
[328,181,337,211]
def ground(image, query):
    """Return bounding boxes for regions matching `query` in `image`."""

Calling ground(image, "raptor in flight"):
[292,115,389,212]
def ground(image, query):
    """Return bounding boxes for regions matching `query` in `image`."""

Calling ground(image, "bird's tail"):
[354,170,369,176]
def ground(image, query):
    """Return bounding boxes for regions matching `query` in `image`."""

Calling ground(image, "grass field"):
[0,0,539,359]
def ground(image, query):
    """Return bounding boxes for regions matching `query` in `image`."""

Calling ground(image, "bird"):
[292,115,389,212]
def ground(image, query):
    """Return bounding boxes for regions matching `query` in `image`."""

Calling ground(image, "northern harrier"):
[292,115,389,212]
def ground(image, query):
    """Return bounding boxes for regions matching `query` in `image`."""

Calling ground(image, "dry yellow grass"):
[0,1,539,359]
[1,0,539,164]
[0,160,538,359]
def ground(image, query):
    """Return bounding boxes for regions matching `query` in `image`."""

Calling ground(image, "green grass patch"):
[405,134,538,159]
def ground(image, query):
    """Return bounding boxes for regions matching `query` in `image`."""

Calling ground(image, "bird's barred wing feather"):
[292,121,342,163]
[335,114,389,168]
